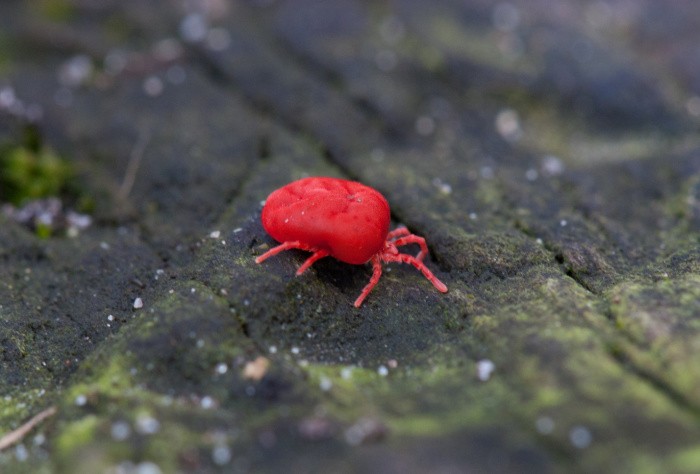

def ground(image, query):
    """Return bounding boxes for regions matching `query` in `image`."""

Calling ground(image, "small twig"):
[118,126,151,201]
[0,406,57,452]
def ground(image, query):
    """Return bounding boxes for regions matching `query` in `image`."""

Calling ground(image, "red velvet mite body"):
[255,177,448,307]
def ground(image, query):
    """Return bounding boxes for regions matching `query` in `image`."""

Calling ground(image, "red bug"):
[255,177,448,307]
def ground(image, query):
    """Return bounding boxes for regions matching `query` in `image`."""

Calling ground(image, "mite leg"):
[387,227,411,240]
[387,253,448,293]
[255,241,319,264]
[296,249,330,275]
[391,234,429,262]
[354,256,383,308]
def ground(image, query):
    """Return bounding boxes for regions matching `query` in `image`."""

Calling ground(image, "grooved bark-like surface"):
[1,1,700,473]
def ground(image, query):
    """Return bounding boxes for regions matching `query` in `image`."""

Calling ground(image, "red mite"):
[255,177,448,307]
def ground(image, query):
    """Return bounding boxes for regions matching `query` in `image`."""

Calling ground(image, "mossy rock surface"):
[2,1,700,473]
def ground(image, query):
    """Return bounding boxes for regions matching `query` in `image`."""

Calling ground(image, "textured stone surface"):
[1,1,700,473]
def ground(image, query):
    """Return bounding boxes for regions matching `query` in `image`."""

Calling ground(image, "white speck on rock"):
[476,359,495,381]
[535,416,555,434]
[58,55,93,87]
[143,76,164,96]
[341,367,354,380]
[134,461,163,474]
[135,415,160,435]
[14,444,28,462]
[212,444,232,465]
[344,417,388,446]
[570,425,592,448]
[180,13,208,43]
[495,108,522,141]
[432,178,452,195]
[542,155,565,176]
[687,96,700,116]
[111,421,131,441]
[201,396,215,409]
[319,376,333,391]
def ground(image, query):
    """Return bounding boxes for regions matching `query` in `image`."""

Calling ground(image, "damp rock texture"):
[2,1,700,473]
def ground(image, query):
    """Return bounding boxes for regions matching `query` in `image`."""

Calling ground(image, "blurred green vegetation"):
[33,0,76,23]
[0,125,73,205]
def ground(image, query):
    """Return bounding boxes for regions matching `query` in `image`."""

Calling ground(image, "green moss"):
[53,340,228,470]
[0,389,45,428]
[302,359,516,438]
[0,137,74,205]
[608,276,700,396]
[54,415,100,455]
[672,445,700,473]
[32,0,75,22]
[303,364,388,419]
[63,354,139,403]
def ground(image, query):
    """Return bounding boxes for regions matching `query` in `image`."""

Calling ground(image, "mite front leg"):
[391,234,429,262]
[296,249,330,275]
[354,255,383,308]
[255,241,319,264]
